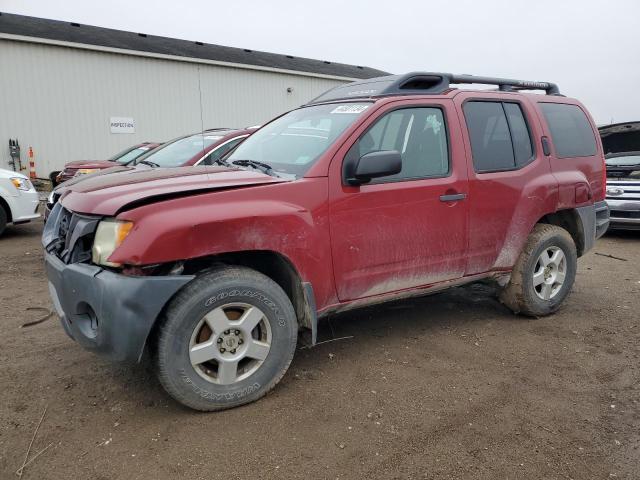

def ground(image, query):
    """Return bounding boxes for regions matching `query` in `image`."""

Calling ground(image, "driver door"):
[328,100,469,301]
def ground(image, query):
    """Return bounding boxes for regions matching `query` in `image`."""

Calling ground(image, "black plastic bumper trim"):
[45,252,194,362]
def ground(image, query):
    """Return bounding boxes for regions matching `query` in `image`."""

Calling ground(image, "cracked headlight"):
[92,219,134,267]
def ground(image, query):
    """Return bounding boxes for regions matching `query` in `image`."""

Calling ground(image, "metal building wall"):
[0,40,346,176]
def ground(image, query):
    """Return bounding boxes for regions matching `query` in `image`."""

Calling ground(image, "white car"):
[0,168,40,236]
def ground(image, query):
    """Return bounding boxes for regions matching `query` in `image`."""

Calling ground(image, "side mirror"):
[347,150,402,185]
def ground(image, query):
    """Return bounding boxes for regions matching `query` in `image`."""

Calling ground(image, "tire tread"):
[154,265,297,411]
[499,223,577,317]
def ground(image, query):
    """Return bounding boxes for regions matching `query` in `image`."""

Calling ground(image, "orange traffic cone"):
[28,147,36,179]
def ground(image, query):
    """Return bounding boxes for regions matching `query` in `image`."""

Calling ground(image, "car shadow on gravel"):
[602,229,640,240]
[91,281,517,413]
[308,281,517,347]
[0,220,44,240]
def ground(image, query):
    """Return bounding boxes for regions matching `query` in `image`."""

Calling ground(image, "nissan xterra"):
[43,72,610,410]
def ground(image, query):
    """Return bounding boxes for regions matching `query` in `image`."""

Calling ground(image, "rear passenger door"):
[454,93,557,274]
[328,100,469,301]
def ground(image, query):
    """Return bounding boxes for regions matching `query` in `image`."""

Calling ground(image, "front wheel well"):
[0,196,12,223]
[182,250,311,329]
[537,209,585,257]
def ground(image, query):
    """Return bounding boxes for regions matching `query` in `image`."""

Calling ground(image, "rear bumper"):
[595,200,610,239]
[576,200,609,253]
[45,252,193,362]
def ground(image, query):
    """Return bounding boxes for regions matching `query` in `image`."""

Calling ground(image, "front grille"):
[606,181,640,201]
[42,204,100,264]
[610,210,640,219]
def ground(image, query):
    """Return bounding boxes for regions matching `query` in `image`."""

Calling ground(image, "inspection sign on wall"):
[110,117,135,134]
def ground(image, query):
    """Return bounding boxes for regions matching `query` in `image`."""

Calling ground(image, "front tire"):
[155,266,298,411]
[0,206,7,237]
[500,224,577,317]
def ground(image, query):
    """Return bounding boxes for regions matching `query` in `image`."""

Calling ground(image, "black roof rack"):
[308,72,560,104]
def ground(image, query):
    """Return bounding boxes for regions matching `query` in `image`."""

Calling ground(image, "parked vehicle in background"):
[130,128,256,168]
[52,142,162,185]
[600,122,640,230]
[0,168,40,236]
[43,72,609,411]
[44,128,255,218]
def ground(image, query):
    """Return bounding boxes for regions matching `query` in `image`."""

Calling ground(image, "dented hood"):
[58,165,288,216]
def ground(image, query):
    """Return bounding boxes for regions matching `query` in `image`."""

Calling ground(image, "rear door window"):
[539,103,597,158]
[504,103,534,166]
[463,101,534,172]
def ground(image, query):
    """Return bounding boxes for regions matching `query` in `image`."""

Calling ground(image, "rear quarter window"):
[539,103,597,158]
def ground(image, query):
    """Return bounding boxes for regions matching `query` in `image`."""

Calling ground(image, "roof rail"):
[449,74,560,95]
[308,72,560,104]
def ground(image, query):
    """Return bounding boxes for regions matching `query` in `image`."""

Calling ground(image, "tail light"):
[599,155,607,201]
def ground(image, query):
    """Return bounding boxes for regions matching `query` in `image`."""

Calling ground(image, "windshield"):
[226,103,371,177]
[112,146,153,164]
[605,154,640,167]
[138,134,223,167]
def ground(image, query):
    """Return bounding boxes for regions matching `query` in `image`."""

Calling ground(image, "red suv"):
[53,142,161,185]
[43,72,609,411]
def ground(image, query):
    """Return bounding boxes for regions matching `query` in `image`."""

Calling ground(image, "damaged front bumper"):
[45,252,193,362]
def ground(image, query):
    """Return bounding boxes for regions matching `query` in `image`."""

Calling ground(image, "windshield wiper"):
[137,159,160,168]
[231,159,278,176]
[211,157,231,167]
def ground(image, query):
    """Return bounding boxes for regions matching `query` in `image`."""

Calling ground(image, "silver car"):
[600,122,640,230]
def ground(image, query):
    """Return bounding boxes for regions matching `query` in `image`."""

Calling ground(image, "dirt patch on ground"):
[1,220,639,479]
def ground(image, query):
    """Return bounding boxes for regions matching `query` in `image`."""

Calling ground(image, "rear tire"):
[500,224,577,317]
[155,266,298,411]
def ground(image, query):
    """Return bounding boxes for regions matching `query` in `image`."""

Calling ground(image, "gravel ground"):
[1,220,638,479]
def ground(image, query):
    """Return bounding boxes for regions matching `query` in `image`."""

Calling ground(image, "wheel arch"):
[181,249,314,330]
[0,195,13,223]
[144,249,317,361]
[184,250,310,326]
[537,208,586,257]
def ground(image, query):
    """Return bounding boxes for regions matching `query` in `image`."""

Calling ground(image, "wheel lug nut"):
[217,338,222,343]
[235,330,240,335]
[224,330,230,335]
[238,339,243,345]
[220,348,226,353]
[230,349,236,354]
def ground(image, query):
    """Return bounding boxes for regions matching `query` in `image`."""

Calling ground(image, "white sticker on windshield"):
[331,104,369,114]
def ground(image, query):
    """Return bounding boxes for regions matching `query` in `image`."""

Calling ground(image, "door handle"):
[541,136,551,156]
[439,193,466,202]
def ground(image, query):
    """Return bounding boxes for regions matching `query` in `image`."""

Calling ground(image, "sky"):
[2,0,639,124]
